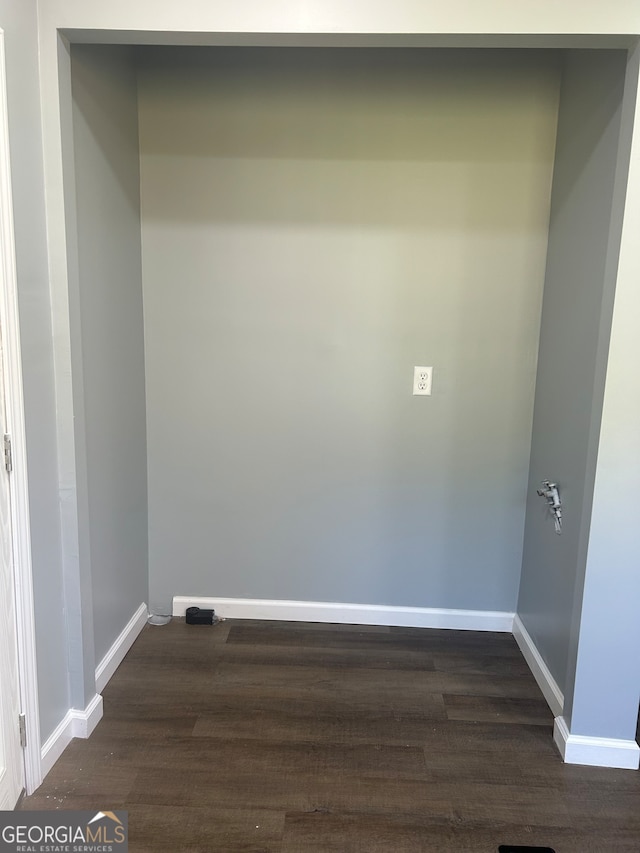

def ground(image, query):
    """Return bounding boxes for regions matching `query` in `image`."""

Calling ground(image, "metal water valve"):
[537,480,562,534]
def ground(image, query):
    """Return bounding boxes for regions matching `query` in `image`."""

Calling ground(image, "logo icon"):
[88,811,123,826]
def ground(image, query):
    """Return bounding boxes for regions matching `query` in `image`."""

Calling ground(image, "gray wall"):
[139,47,559,613]
[70,45,147,664]
[561,44,640,742]
[517,50,629,696]
[0,0,68,743]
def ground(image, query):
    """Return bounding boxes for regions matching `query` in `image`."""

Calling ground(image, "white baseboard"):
[40,693,104,779]
[95,602,148,693]
[513,614,564,718]
[69,693,104,739]
[553,715,640,770]
[173,596,515,632]
[41,604,147,782]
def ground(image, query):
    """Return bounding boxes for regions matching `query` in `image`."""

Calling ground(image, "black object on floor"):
[185,606,217,625]
[499,847,556,852]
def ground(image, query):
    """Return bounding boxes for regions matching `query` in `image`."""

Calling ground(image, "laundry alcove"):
[64,40,634,738]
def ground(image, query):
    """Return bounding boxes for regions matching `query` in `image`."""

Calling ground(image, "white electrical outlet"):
[413,366,433,396]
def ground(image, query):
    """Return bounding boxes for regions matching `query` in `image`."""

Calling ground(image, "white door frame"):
[0,28,42,795]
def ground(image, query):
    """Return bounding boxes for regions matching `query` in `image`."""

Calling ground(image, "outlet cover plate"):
[413,366,433,396]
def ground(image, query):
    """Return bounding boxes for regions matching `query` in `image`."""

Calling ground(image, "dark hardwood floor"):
[20,619,640,851]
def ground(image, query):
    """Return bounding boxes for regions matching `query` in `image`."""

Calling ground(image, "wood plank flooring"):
[19,619,640,852]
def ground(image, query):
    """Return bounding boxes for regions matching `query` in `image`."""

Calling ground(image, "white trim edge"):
[0,30,41,795]
[553,715,640,770]
[513,615,564,718]
[40,694,104,779]
[173,596,515,632]
[95,602,148,694]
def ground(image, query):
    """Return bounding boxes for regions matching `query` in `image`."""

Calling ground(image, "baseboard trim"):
[513,614,564,718]
[69,693,103,739]
[40,694,104,779]
[95,602,148,694]
[172,596,515,632]
[40,714,73,780]
[553,715,640,770]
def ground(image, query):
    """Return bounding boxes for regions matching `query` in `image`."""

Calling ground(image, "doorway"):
[55,33,640,768]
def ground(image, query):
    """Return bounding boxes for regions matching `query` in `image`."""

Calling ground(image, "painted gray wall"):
[517,50,629,696]
[0,1,68,743]
[561,44,640,742]
[70,45,147,665]
[139,47,559,614]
